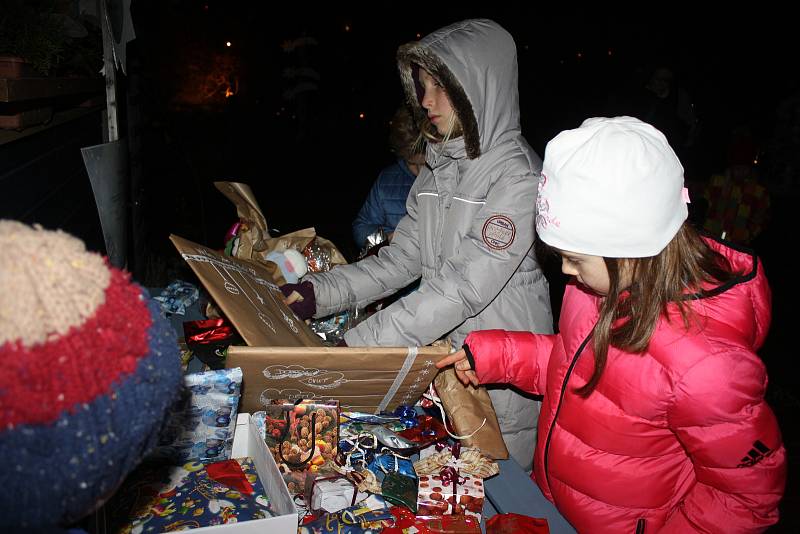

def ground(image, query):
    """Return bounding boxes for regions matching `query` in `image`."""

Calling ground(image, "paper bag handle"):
[278,403,318,469]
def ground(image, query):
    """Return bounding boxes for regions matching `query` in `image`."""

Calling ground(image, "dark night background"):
[126,3,798,268]
[2,1,799,530]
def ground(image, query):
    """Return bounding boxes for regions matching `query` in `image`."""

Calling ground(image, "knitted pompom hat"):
[0,220,183,529]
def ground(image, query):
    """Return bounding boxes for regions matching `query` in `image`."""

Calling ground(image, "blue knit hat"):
[0,221,183,529]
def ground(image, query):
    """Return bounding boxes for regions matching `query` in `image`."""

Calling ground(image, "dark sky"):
[128,2,798,258]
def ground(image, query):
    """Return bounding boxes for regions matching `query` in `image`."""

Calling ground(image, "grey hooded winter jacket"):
[307,19,553,470]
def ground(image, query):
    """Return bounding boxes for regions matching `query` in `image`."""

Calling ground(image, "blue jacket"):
[352,159,416,247]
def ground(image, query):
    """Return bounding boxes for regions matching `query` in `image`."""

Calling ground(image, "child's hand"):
[436,349,479,387]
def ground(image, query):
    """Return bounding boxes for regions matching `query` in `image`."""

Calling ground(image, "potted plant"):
[0,0,68,78]
[0,1,103,130]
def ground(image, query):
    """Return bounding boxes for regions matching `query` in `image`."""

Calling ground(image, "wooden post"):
[99,0,118,142]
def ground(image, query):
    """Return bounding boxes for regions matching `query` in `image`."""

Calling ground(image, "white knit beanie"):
[536,116,688,258]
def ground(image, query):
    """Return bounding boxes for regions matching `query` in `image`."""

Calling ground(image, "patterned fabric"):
[0,220,183,529]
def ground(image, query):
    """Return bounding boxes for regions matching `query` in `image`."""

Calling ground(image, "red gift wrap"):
[383,506,482,533]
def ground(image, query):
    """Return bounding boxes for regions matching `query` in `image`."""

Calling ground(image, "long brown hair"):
[577,223,737,396]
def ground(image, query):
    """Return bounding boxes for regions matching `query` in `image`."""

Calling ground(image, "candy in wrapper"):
[399,415,448,449]
[368,449,416,481]
[153,280,199,315]
[381,471,418,513]
[383,506,482,533]
[309,310,350,345]
[183,317,243,370]
[303,238,332,273]
[486,513,551,534]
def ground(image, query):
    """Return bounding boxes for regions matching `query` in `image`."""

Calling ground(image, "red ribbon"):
[183,318,235,344]
[206,459,254,495]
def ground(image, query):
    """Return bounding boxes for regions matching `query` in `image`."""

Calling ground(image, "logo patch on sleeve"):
[482,215,516,250]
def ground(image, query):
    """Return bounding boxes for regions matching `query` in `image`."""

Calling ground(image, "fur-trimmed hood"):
[397,19,522,160]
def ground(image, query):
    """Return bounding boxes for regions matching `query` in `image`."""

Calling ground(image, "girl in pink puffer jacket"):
[438,117,786,533]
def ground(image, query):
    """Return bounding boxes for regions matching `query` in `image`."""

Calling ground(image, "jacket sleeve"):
[352,174,387,248]
[660,350,786,533]
[464,329,556,396]
[310,176,424,319]
[342,170,539,346]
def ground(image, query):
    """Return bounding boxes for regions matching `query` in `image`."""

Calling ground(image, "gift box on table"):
[417,471,485,520]
[414,446,499,521]
[95,415,297,533]
[170,234,451,415]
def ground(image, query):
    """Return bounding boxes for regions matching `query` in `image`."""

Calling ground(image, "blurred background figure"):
[702,126,770,245]
[352,105,426,249]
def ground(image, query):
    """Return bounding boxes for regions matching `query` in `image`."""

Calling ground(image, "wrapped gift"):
[298,494,393,533]
[263,399,339,497]
[310,475,369,513]
[413,444,500,480]
[417,469,484,520]
[414,444,497,520]
[383,506,482,533]
[381,470,418,513]
[151,367,243,464]
[103,457,276,532]
[183,317,243,370]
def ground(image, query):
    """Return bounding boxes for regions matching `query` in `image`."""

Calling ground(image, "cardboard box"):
[171,234,451,414]
[226,345,449,414]
[95,414,298,534]
[192,414,299,533]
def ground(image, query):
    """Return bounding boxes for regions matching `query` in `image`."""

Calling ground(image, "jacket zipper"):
[543,329,593,491]
[636,518,646,533]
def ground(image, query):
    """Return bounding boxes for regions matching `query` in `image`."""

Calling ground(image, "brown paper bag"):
[227,345,451,414]
[434,368,509,460]
[214,181,270,260]
[214,181,347,282]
